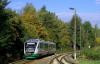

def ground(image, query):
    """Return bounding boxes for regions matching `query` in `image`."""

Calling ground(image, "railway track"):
[9,52,79,64]
[49,52,79,64]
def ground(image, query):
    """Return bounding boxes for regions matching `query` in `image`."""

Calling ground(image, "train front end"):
[24,39,39,59]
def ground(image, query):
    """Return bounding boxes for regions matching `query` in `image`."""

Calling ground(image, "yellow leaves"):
[95,38,100,45]
[35,22,48,38]
[21,5,48,39]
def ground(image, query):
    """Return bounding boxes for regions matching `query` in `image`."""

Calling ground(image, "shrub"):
[82,47,100,60]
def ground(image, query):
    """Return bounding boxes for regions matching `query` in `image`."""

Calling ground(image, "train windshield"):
[25,42,37,52]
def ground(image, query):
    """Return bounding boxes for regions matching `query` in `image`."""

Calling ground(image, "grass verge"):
[79,59,100,64]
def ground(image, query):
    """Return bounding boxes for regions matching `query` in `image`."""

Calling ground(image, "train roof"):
[26,39,39,43]
[25,39,55,44]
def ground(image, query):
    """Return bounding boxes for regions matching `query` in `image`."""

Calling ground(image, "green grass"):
[79,59,100,64]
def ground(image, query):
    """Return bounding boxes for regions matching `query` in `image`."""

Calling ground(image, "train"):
[24,39,56,59]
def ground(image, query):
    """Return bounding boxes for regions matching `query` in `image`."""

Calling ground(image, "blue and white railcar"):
[24,39,56,59]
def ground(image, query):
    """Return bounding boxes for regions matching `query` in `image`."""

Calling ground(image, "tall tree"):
[0,9,25,63]
[0,0,10,63]
[69,14,82,49]
[21,3,48,40]
[38,6,69,49]
[83,21,95,48]
[0,0,25,63]
[8,10,25,60]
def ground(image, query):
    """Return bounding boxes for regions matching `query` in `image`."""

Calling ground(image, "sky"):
[7,0,100,28]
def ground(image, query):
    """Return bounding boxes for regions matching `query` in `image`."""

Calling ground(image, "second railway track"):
[49,52,79,64]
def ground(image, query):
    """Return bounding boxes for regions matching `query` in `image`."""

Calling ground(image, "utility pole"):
[95,24,97,46]
[69,8,77,60]
[95,24,97,40]
[80,25,81,50]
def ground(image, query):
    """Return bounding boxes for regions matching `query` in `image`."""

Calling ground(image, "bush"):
[82,47,100,60]
[95,38,100,46]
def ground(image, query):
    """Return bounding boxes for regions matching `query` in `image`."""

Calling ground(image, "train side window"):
[43,43,45,50]
[39,42,43,49]
[41,42,46,50]
[49,44,51,49]
[43,43,48,50]
[46,43,48,50]
[48,44,50,50]
[51,44,53,49]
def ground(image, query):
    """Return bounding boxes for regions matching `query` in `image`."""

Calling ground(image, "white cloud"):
[55,12,100,27]
[56,12,72,16]
[96,0,100,4]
